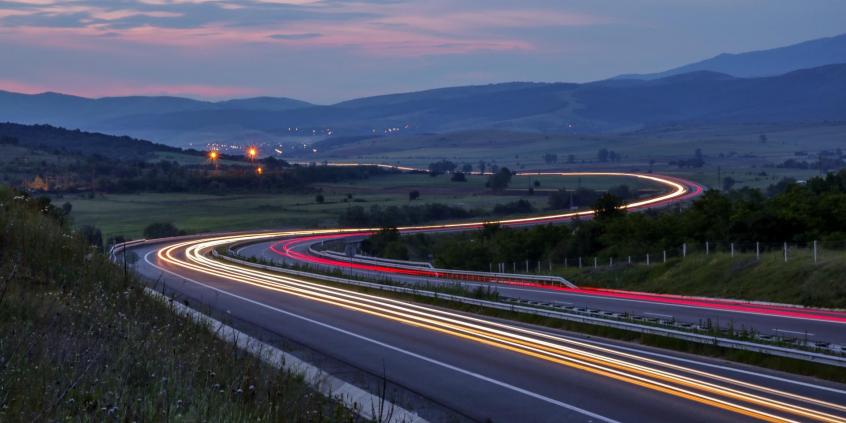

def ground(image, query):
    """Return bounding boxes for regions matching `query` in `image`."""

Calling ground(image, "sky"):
[0,0,844,104]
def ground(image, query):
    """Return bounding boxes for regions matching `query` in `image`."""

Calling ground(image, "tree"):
[487,167,513,192]
[450,172,467,182]
[543,153,558,164]
[722,177,737,191]
[593,193,625,220]
[478,160,486,174]
[315,194,325,203]
[143,222,183,239]
[409,190,420,201]
[78,225,103,250]
[461,163,473,173]
[428,160,457,175]
[598,148,609,162]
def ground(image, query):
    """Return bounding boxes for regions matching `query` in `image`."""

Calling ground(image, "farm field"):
[63,172,666,240]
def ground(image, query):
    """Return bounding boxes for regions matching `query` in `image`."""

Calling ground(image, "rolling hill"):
[616,32,846,80]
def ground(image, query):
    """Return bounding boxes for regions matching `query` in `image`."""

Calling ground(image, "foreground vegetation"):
[0,187,353,421]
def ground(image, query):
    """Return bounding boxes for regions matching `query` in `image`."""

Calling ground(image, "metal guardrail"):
[307,244,577,288]
[213,251,846,368]
[321,249,435,269]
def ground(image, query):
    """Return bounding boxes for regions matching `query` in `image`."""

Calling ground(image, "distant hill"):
[0,91,311,130]
[617,33,846,80]
[98,64,846,136]
[1,63,844,146]
[0,122,185,160]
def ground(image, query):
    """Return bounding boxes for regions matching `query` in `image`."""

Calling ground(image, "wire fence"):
[489,240,846,275]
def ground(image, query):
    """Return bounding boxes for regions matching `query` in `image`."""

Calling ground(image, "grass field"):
[63,172,666,240]
[304,123,845,189]
[558,249,846,309]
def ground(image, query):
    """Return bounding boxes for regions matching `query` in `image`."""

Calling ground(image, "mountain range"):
[1,33,844,147]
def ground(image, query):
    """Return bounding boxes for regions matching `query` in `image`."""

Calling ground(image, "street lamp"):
[247,146,258,161]
[256,166,263,175]
[208,150,219,170]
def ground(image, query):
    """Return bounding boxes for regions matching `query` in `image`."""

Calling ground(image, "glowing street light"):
[208,150,219,161]
[256,166,264,175]
[247,146,258,161]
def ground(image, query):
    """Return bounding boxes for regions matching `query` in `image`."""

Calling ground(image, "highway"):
[123,171,846,421]
[239,236,846,347]
[127,236,846,422]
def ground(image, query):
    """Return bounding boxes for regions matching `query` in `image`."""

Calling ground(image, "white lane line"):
[773,329,815,337]
[141,250,846,397]
[143,252,621,423]
[644,312,674,319]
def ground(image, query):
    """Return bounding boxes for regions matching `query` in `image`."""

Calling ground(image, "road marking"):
[142,250,846,397]
[644,312,674,318]
[773,329,815,337]
[144,252,621,423]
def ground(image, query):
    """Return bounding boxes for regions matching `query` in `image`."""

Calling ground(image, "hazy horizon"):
[1,1,845,103]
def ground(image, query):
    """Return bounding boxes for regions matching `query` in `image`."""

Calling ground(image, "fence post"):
[565,257,568,268]
[646,253,650,265]
[813,240,818,264]
[731,243,734,257]
[609,257,613,267]
[706,241,710,255]
[549,261,552,272]
[784,242,788,262]
[628,256,631,264]
[526,259,529,272]
[756,242,760,260]
[594,257,598,269]
[513,262,516,272]
[579,257,582,269]
[682,243,687,258]
[489,263,492,272]
[663,250,666,263]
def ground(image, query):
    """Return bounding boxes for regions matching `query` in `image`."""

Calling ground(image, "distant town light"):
[256,166,263,175]
[247,146,258,160]
[208,150,219,161]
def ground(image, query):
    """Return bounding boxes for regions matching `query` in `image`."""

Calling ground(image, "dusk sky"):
[1,0,844,103]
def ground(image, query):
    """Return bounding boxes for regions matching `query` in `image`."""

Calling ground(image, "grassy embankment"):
[0,187,354,421]
[560,250,846,309]
[64,173,661,240]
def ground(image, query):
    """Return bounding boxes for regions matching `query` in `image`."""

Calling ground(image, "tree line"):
[362,170,846,271]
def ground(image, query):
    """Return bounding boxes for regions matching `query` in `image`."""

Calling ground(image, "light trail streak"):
[151,235,846,423]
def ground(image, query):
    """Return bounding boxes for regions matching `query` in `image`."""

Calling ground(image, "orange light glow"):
[256,166,263,175]
[247,146,258,159]
[208,150,219,161]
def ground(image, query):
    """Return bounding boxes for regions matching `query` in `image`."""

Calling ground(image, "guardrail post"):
[706,241,710,255]
[756,242,760,260]
[813,240,818,264]
[564,257,568,268]
[609,257,613,267]
[628,256,631,264]
[646,253,650,265]
[663,250,666,263]
[526,259,529,272]
[594,257,597,269]
[784,242,788,262]
[578,257,582,269]
[682,243,686,258]
[730,243,734,257]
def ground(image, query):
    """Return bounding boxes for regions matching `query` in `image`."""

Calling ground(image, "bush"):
[142,222,184,239]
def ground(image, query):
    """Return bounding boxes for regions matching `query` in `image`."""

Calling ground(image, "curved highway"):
[124,170,846,422]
